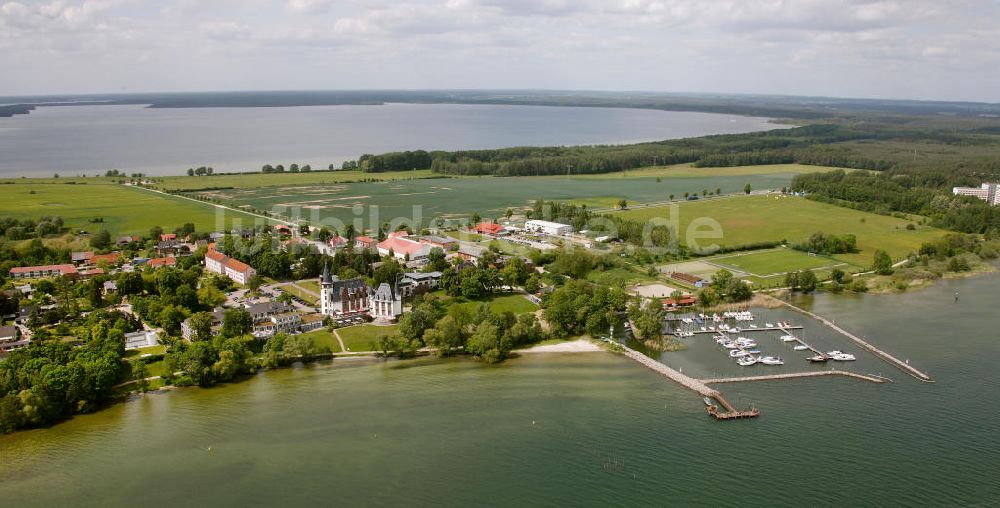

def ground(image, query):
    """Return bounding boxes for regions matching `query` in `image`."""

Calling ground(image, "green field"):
[296,280,321,294]
[298,330,342,353]
[449,293,539,315]
[337,324,398,352]
[279,284,319,305]
[0,182,267,236]
[710,248,846,276]
[151,169,436,191]
[177,165,839,230]
[612,194,945,265]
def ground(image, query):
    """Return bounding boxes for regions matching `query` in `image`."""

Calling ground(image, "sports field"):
[709,248,845,277]
[0,182,266,236]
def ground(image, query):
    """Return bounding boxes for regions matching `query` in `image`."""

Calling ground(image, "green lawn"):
[279,284,318,305]
[710,248,847,277]
[446,293,540,315]
[0,182,266,236]
[124,344,167,358]
[298,330,342,353]
[610,194,944,265]
[445,230,485,242]
[337,324,399,352]
[296,280,321,294]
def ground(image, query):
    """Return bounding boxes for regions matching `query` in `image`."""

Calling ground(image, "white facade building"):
[952,183,1000,206]
[524,219,573,236]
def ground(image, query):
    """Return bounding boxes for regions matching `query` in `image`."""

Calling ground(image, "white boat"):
[744,349,761,354]
[831,353,856,361]
[793,345,809,351]
[780,335,798,342]
[729,350,749,358]
[721,341,739,349]
[737,356,758,366]
[759,356,784,365]
[700,326,707,332]
[765,323,774,328]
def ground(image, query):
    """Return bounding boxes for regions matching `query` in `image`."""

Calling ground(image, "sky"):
[1,0,998,102]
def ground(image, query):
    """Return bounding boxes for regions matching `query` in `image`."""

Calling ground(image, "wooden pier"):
[701,369,891,385]
[620,345,758,420]
[679,325,803,336]
[770,297,934,382]
[776,326,825,356]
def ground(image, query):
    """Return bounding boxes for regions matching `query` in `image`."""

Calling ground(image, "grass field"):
[298,330,342,352]
[448,293,539,314]
[337,324,398,352]
[611,194,944,265]
[0,182,266,236]
[178,166,841,230]
[296,280,321,294]
[709,248,846,276]
[149,169,437,191]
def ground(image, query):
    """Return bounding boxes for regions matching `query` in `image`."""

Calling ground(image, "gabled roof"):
[378,236,431,257]
[10,264,78,275]
[371,282,398,301]
[474,222,504,235]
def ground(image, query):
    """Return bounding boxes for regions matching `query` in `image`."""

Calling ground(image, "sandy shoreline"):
[516,339,602,353]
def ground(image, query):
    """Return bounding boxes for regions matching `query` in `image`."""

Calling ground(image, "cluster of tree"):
[260,163,313,173]
[356,150,433,172]
[185,166,215,176]
[792,232,859,255]
[542,280,628,338]
[347,124,909,177]
[0,215,65,240]
[784,270,819,293]
[696,269,753,307]
[163,335,258,387]
[791,170,1000,235]
[627,297,666,341]
[0,316,129,434]
[220,232,333,280]
[123,266,227,336]
[378,295,544,364]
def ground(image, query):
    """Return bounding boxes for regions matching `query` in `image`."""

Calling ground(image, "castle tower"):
[320,261,335,315]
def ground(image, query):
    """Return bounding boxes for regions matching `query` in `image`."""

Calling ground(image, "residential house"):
[244,301,293,322]
[0,325,28,354]
[205,248,257,285]
[71,251,94,265]
[474,222,505,235]
[147,256,177,269]
[124,330,159,350]
[102,280,117,296]
[354,235,377,250]
[92,252,122,266]
[524,219,572,236]
[160,233,177,242]
[252,312,302,339]
[418,235,457,251]
[116,235,140,247]
[9,264,78,279]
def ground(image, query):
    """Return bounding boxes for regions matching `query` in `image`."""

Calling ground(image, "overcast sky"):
[1,0,998,102]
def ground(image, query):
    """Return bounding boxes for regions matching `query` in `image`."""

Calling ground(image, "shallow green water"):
[1,272,998,507]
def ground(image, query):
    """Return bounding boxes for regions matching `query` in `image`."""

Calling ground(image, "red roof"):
[92,252,121,265]
[10,264,78,275]
[377,236,428,256]
[474,222,504,235]
[148,257,177,268]
[224,257,253,274]
[663,296,698,306]
[328,236,347,247]
[355,236,377,247]
[205,249,227,262]
[160,233,177,241]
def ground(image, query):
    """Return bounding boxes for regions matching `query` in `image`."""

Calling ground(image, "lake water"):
[0,103,783,177]
[1,272,997,507]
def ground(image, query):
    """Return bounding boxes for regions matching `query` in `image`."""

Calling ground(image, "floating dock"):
[702,370,891,385]
[620,343,758,420]
[770,297,934,382]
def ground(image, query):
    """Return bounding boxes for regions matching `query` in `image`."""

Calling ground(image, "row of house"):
[180,301,326,341]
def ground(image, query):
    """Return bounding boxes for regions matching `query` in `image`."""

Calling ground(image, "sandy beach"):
[516,339,602,353]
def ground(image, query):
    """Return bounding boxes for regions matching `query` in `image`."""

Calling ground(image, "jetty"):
[776,325,824,356]
[678,325,803,336]
[620,345,759,420]
[771,298,934,382]
[702,370,891,385]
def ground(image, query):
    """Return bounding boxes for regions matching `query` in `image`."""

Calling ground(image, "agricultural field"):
[569,163,855,180]
[0,182,266,236]
[708,248,847,277]
[150,169,436,192]
[612,194,945,266]
[181,165,839,231]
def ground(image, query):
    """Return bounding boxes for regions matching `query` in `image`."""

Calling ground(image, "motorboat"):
[808,355,828,363]
[737,356,759,367]
[700,326,707,332]
[729,349,749,358]
[780,335,798,342]
[793,345,809,351]
[765,323,774,328]
[831,353,856,361]
[721,341,739,349]
[743,349,761,355]
[759,356,784,365]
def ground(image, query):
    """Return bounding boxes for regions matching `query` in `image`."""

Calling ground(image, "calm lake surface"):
[0,103,783,177]
[1,272,997,507]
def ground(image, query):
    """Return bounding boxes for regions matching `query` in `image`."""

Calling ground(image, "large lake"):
[1,272,997,506]
[0,103,784,177]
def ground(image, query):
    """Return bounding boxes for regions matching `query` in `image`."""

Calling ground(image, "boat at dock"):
[737,356,759,366]
[759,356,784,365]
[780,335,798,342]
[793,345,809,351]
[808,355,829,363]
